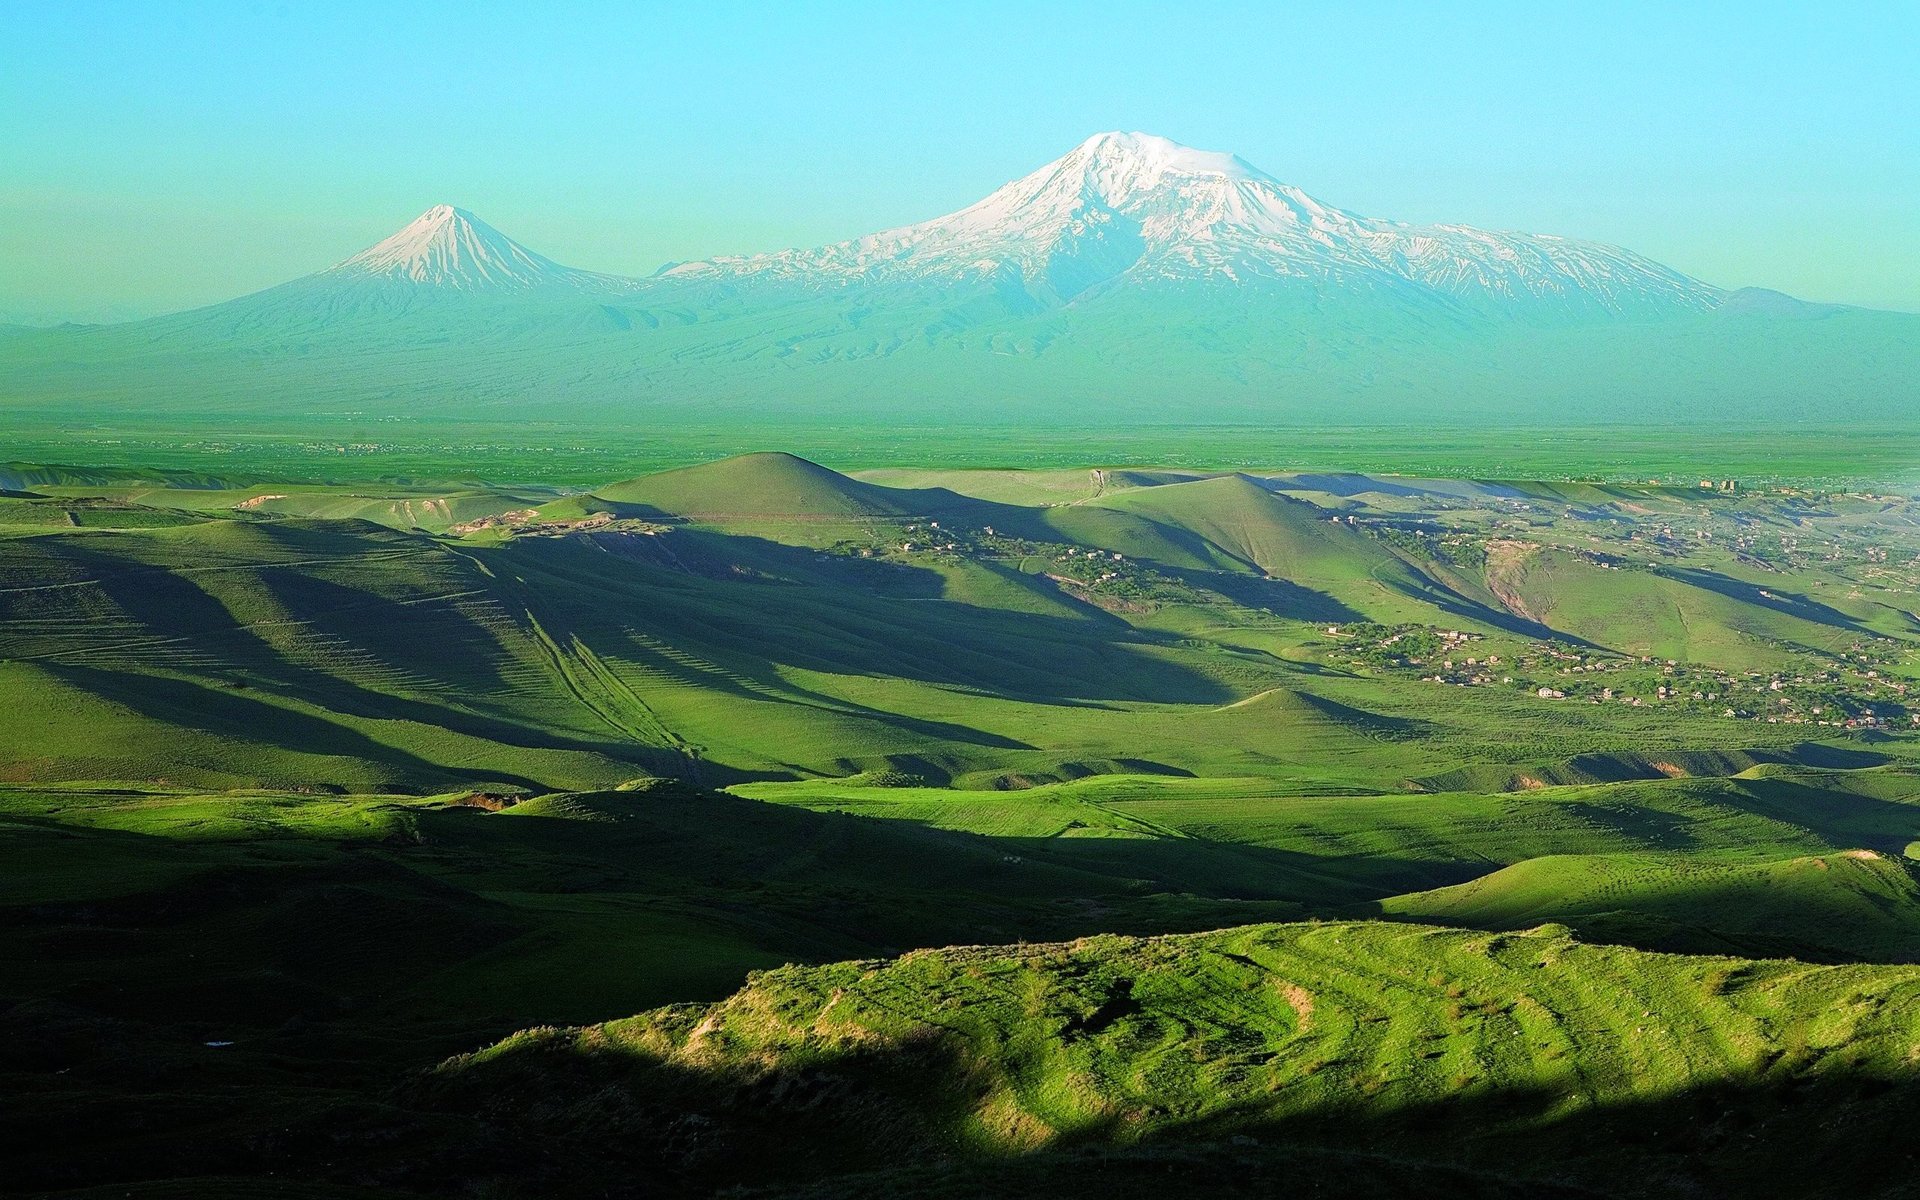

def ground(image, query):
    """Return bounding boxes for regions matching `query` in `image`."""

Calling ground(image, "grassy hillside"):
[594,451,956,520]
[6,454,1918,790]
[1487,545,1902,667]
[1384,850,1920,961]
[11,453,1920,1195]
[432,919,1920,1198]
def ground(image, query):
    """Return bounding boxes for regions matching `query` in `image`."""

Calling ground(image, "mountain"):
[1,133,1914,425]
[662,131,1722,321]
[113,204,641,346]
[325,204,624,292]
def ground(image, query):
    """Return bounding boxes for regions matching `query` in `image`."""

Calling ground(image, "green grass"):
[12,450,1920,1196]
[1383,849,1920,961]
[8,418,1920,488]
[1492,546,1896,667]
[432,918,1920,1197]
[594,450,943,519]
[13,453,1906,792]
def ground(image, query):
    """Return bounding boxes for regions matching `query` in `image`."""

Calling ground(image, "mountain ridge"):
[1,131,1913,426]
[659,131,1725,320]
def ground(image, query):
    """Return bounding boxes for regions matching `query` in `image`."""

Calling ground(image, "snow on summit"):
[187,133,1727,330]
[16,129,1904,424]
[330,205,608,290]
[666,131,1723,318]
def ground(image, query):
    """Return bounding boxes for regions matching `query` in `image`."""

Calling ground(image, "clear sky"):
[3,0,1915,321]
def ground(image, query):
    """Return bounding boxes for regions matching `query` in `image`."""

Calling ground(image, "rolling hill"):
[428,919,1920,1198]
[6,453,1913,793]
[592,451,956,521]
[1383,850,1920,961]
[10,452,1920,1196]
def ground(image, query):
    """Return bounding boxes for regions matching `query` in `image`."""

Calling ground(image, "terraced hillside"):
[379,922,1920,1196]
[10,454,1920,1196]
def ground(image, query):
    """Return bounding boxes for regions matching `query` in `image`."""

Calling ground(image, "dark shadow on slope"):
[406,1013,1920,1200]
[1262,472,1531,501]
[21,526,691,758]
[37,663,553,791]
[18,785,1920,1197]
[1361,555,1597,644]
[1697,771,1920,855]
[1373,849,1920,964]
[0,793,1474,1195]
[1395,902,1920,967]
[1185,570,1366,623]
[1541,770,1920,859]
[504,532,1240,705]
[1414,743,1895,793]
[1662,565,1889,638]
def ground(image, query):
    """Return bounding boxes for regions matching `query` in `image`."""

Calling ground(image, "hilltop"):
[431,919,1920,1197]
[1088,473,1394,576]
[1384,849,1920,961]
[593,451,959,521]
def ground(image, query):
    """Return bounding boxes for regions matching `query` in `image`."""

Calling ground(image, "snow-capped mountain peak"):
[328,205,602,290]
[1064,130,1275,192]
[663,132,1723,318]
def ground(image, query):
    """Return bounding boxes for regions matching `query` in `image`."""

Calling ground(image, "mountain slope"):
[108,204,644,347]
[327,204,621,291]
[1,133,1914,424]
[663,131,1723,321]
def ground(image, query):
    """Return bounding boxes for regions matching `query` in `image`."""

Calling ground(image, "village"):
[1324,621,1916,729]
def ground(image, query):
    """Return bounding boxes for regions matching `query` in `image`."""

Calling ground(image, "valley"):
[10,451,1920,1196]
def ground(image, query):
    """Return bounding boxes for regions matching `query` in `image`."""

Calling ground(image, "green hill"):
[433,919,1920,1198]
[11,454,1920,1198]
[1413,743,1892,792]
[1090,474,1375,575]
[1477,545,1920,668]
[594,452,958,521]
[1080,473,1512,626]
[0,461,237,491]
[1383,849,1920,961]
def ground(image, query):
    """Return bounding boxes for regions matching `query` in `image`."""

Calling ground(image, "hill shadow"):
[1663,565,1886,637]
[407,1000,1920,1200]
[506,532,1241,706]
[17,781,1920,1197]
[38,662,556,791]
[15,537,697,783]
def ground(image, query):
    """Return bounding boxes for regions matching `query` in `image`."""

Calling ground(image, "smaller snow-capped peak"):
[328,205,604,290]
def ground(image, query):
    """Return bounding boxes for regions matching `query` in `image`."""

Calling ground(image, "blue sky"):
[3,0,1915,319]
